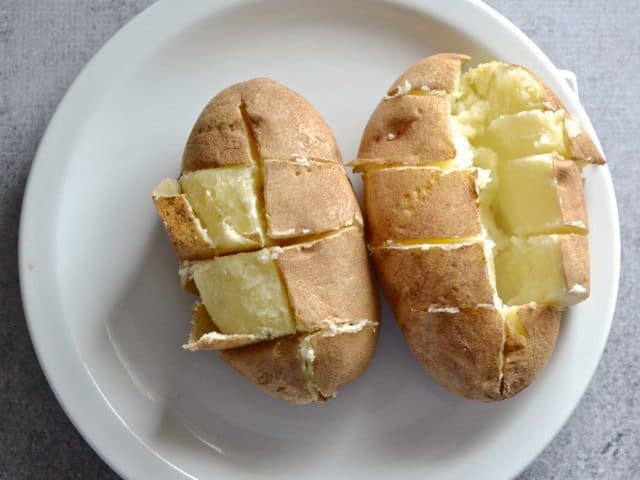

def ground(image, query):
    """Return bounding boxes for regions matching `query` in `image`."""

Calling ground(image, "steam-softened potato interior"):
[179,166,266,253]
[495,236,566,306]
[153,78,379,404]
[452,62,590,307]
[191,249,295,336]
[480,110,568,160]
[495,154,586,236]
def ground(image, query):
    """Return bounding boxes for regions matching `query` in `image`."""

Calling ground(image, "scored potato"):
[153,78,378,404]
[355,54,604,400]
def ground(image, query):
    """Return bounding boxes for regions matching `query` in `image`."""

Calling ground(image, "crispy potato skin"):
[396,305,561,401]
[308,323,379,399]
[154,78,378,404]
[153,194,216,260]
[558,234,590,298]
[221,334,313,404]
[397,307,504,401]
[386,53,470,96]
[263,159,362,239]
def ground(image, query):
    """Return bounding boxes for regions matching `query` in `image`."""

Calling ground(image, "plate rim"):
[18,0,621,479]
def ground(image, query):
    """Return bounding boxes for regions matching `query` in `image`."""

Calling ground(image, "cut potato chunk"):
[454,62,549,137]
[364,167,482,245]
[494,234,589,306]
[183,302,267,351]
[263,159,362,239]
[277,227,378,331]
[372,242,496,309]
[358,94,455,164]
[481,110,568,160]
[152,179,216,260]
[496,154,587,235]
[191,248,295,336]
[179,166,266,254]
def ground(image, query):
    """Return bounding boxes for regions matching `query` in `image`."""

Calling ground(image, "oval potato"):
[154,79,379,403]
[356,54,603,400]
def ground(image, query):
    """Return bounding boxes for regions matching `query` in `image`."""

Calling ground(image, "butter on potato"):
[356,54,604,401]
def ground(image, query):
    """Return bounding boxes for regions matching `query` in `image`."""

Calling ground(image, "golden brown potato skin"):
[221,324,379,404]
[395,305,561,401]
[372,244,496,309]
[364,168,482,245]
[154,78,379,404]
[181,78,341,172]
[357,54,601,401]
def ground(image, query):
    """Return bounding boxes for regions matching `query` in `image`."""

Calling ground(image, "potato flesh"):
[496,155,566,236]
[494,236,567,306]
[454,62,548,138]
[179,166,266,254]
[480,110,568,161]
[452,62,587,308]
[191,250,295,336]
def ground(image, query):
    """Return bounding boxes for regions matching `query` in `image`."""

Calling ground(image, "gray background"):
[0,0,638,478]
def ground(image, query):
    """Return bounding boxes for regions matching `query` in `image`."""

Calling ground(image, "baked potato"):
[353,54,604,401]
[153,78,379,404]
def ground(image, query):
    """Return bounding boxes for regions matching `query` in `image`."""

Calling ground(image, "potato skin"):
[364,167,482,245]
[395,305,561,401]
[221,324,379,404]
[372,243,496,309]
[182,78,341,173]
[502,305,561,397]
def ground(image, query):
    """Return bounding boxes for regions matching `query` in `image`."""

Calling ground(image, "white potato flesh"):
[179,166,266,254]
[481,110,568,161]
[494,235,585,306]
[191,249,295,336]
[496,154,567,236]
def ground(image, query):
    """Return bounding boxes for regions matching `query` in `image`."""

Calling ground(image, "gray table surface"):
[1,1,638,479]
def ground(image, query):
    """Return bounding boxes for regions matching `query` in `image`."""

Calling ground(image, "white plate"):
[19,1,620,479]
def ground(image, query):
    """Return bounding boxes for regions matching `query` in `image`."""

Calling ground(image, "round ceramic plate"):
[19,1,620,479]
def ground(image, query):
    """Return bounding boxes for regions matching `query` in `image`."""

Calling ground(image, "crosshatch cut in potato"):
[153,78,378,404]
[354,54,604,401]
